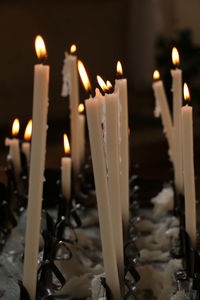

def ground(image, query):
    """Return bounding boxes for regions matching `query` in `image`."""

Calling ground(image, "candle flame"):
[35,35,47,60]
[172,47,180,66]
[12,118,20,137]
[183,83,190,101]
[106,80,112,90]
[153,70,160,80]
[97,75,108,92]
[70,44,77,54]
[78,60,92,93]
[117,61,123,76]
[78,103,84,113]
[63,133,70,155]
[24,119,32,141]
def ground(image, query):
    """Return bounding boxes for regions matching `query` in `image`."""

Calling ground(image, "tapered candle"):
[171,47,183,194]
[181,83,196,248]
[61,133,71,201]
[23,35,50,300]
[78,103,85,164]
[78,62,121,300]
[152,70,173,160]
[62,44,80,175]
[115,61,129,232]
[97,76,124,282]
[22,119,32,164]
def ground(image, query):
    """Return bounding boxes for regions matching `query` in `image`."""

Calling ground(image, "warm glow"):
[172,47,180,66]
[35,35,47,60]
[97,75,108,92]
[70,44,77,54]
[183,83,190,101]
[78,103,84,113]
[24,120,32,141]
[117,61,123,76]
[63,133,70,155]
[106,80,112,90]
[78,60,92,93]
[12,118,20,137]
[153,70,160,80]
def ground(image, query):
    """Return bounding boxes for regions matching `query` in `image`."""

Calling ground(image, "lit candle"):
[97,76,124,282]
[78,62,121,300]
[22,119,32,164]
[181,83,196,248]
[78,103,85,164]
[61,133,71,201]
[152,70,173,160]
[62,44,80,175]
[5,118,21,179]
[23,35,50,299]
[115,61,129,232]
[171,47,183,194]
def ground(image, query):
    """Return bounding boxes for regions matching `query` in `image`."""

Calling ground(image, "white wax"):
[78,114,85,164]
[23,63,50,300]
[61,156,71,201]
[5,137,21,178]
[22,142,30,165]
[152,80,173,160]
[85,96,121,300]
[171,69,183,194]
[181,105,196,247]
[105,92,124,282]
[115,79,129,233]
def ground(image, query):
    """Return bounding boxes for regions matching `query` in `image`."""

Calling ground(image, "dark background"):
[1,0,200,179]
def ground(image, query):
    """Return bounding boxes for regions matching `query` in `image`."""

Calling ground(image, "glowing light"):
[63,133,70,155]
[24,120,32,141]
[35,35,47,60]
[12,118,20,137]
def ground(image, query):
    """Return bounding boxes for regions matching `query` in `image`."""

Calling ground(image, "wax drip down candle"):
[78,103,86,165]
[152,70,173,161]
[171,47,183,194]
[78,62,121,300]
[23,35,50,300]
[181,83,196,248]
[22,119,32,165]
[61,133,72,201]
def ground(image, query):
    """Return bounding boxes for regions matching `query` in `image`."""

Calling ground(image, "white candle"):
[171,47,183,194]
[62,44,80,175]
[152,70,173,160]
[61,133,71,201]
[78,103,85,164]
[181,83,196,248]
[22,119,32,164]
[115,62,129,232]
[5,118,21,179]
[23,36,50,299]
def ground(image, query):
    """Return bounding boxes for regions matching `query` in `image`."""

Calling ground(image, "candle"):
[115,61,129,232]
[78,62,121,299]
[61,133,71,201]
[181,83,196,248]
[23,35,50,299]
[22,119,32,164]
[171,47,183,194]
[5,118,21,179]
[78,103,85,164]
[152,70,173,160]
[62,44,80,176]
[97,76,124,282]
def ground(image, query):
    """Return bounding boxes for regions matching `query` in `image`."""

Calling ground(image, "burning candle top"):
[183,82,190,104]
[35,35,47,61]
[70,44,77,55]
[78,60,92,96]
[78,103,84,114]
[24,120,32,141]
[63,133,70,156]
[12,118,20,137]
[153,70,160,81]
[172,47,180,68]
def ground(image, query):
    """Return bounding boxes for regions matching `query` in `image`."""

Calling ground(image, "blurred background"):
[0,0,200,179]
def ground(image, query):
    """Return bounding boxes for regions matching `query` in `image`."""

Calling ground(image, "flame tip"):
[35,35,47,60]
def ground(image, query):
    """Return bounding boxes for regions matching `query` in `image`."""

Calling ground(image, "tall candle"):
[181,83,196,248]
[78,62,121,299]
[23,35,50,299]
[62,44,80,175]
[78,103,85,164]
[152,70,173,160]
[97,76,124,282]
[61,133,71,201]
[171,47,183,194]
[22,119,32,164]
[115,61,129,232]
